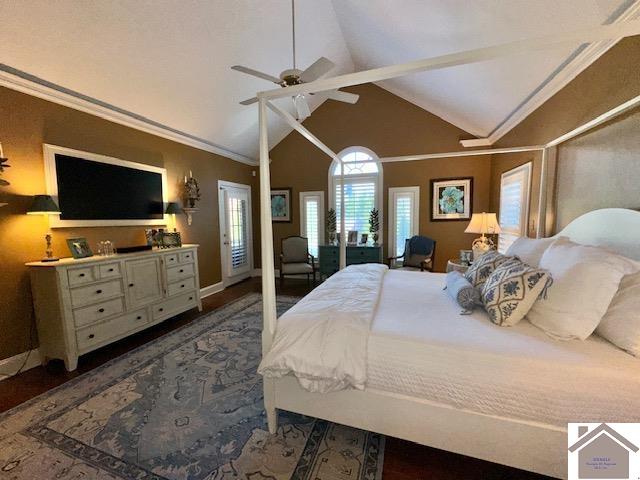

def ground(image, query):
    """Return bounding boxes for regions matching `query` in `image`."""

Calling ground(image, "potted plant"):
[326,208,337,244]
[369,208,380,244]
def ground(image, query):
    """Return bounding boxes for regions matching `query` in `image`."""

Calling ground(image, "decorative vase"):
[329,232,336,244]
[372,233,379,245]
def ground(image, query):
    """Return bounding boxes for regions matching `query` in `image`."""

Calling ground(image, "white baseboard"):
[200,282,224,299]
[0,348,41,381]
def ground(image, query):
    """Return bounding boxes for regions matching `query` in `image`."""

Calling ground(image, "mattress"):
[366,270,640,428]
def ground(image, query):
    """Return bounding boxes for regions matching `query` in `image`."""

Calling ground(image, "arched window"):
[329,147,382,238]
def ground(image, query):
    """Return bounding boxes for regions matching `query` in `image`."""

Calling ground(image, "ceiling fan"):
[231,0,359,121]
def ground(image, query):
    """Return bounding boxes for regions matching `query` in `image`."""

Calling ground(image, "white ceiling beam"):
[266,101,339,161]
[380,145,544,163]
[545,94,640,148]
[257,20,640,101]
[459,138,494,148]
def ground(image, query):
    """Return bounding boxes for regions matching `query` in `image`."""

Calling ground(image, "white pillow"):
[527,238,639,340]
[506,236,559,267]
[596,270,640,356]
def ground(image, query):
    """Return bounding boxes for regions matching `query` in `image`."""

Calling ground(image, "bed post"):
[339,159,346,270]
[258,98,279,434]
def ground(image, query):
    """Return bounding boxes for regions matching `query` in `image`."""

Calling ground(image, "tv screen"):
[55,154,164,221]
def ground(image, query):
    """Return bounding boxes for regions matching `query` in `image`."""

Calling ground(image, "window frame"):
[388,186,420,258]
[299,191,325,257]
[498,162,532,253]
[328,146,383,239]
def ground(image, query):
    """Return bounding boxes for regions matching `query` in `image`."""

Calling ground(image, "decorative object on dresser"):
[159,231,182,248]
[319,244,382,278]
[347,230,358,245]
[66,237,93,259]
[464,212,502,260]
[360,233,368,244]
[430,177,473,221]
[388,235,436,272]
[27,245,202,371]
[369,207,380,244]
[326,207,337,243]
[270,187,292,222]
[280,236,316,284]
[26,194,61,262]
[460,249,473,266]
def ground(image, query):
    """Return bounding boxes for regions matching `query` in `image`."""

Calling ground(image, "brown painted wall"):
[490,36,640,234]
[0,86,256,360]
[267,83,491,273]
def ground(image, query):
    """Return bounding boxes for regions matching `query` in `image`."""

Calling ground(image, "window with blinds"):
[388,187,419,258]
[300,192,324,257]
[330,148,381,240]
[498,162,532,253]
[228,196,248,268]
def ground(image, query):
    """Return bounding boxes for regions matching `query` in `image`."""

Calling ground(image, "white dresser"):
[27,245,202,371]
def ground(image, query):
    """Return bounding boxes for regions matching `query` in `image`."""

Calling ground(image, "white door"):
[219,181,253,286]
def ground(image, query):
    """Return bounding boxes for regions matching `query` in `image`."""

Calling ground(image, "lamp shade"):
[27,195,61,215]
[464,212,502,234]
[165,202,181,214]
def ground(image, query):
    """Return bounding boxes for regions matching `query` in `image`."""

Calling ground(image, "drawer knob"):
[88,334,95,339]
[189,296,193,301]
[179,269,184,273]
[98,308,105,313]
[129,283,134,287]
[79,273,85,277]
[137,316,142,320]
[108,268,114,272]
[159,308,164,312]
[181,284,185,288]
[96,289,103,294]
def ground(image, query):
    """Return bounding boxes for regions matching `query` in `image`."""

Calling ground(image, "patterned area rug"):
[0,294,384,479]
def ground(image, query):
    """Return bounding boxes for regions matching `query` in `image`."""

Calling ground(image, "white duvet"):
[258,263,387,393]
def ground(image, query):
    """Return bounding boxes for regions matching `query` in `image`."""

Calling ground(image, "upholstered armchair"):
[280,236,317,284]
[387,235,436,272]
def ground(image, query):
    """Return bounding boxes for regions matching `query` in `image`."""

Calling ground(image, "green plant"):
[368,208,379,234]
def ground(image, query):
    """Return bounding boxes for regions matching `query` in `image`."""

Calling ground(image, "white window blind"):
[300,191,324,258]
[388,187,420,258]
[335,179,376,234]
[498,163,531,253]
[228,196,248,268]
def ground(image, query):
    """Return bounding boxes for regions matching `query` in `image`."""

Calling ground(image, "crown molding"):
[462,0,640,147]
[0,65,258,166]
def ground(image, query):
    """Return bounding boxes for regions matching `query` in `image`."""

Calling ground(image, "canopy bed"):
[253,21,640,480]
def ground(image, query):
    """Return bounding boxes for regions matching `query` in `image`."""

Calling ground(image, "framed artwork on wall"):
[270,188,292,222]
[430,177,473,221]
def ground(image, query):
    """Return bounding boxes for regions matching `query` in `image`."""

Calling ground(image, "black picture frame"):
[270,187,292,223]
[430,177,474,222]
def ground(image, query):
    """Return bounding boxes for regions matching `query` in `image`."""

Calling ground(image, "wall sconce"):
[0,142,9,208]
[183,207,197,226]
[27,194,61,262]
[182,171,200,225]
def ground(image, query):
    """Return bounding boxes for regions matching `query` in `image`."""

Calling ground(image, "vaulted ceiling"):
[0,0,637,163]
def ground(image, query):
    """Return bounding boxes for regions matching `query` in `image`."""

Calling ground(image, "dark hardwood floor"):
[0,276,553,480]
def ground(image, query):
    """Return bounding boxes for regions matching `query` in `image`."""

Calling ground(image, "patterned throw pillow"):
[481,260,552,327]
[464,251,517,290]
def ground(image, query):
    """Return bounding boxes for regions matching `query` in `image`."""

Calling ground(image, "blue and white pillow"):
[482,260,552,327]
[445,271,481,313]
[464,251,517,290]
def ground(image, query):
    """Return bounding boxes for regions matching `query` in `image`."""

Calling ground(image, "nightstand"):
[446,258,470,274]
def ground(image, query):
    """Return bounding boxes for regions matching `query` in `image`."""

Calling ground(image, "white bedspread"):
[258,263,388,393]
[368,270,640,427]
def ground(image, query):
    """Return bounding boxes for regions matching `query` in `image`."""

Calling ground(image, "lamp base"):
[41,257,59,262]
[472,236,494,260]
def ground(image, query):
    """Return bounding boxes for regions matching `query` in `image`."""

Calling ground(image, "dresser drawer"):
[76,309,148,351]
[167,277,196,297]
[178,250,195,264]
[166,263,195,283]
[164,253,179,267]
[98,262,121,279]
[67,266,96,287]
[73,297,124,328]
[152,291,197,320]
[70,279,123,308]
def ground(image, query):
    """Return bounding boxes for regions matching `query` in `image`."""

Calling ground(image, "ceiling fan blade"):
[299,57,335,83]
[239,96,259,106]
[320,89,359,104]
[293,94,311,121]
[231,65,282,84]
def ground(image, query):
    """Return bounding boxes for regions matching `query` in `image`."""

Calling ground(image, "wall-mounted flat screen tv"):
[44,144,167,228]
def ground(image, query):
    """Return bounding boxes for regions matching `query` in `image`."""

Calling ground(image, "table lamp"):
[27,195,61,262]
[464,212,502,260]
[165,202,181,232]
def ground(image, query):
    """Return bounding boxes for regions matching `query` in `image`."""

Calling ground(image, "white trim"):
[199,282,224,299]
[381,145,543,163]
[299,191,326,255]
[257,20,640,101]
[43,144,169,228]
[218,180,254,287]
[498,162,532,251]
[0,68,257,166]
[459,138,494,148]
[0,349,41,381]
[388,186,420,258]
